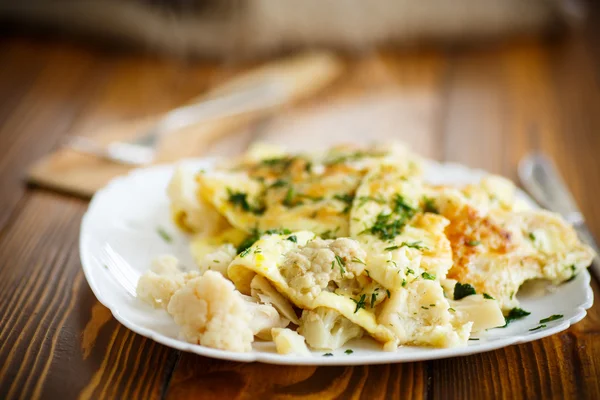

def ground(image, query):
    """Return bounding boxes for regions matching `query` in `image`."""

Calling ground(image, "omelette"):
[137,142,595,354]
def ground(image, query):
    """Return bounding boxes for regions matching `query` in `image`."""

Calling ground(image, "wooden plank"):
[0,191,177,399]
[0,40,100,231]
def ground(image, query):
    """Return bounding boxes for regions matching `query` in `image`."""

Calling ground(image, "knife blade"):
[518,152,599,278]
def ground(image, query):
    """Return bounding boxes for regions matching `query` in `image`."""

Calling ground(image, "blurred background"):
[0,0,598,198]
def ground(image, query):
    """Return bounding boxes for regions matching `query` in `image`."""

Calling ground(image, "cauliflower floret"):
[298,307,364,350]
[280,237,367,305]
[251,275,300,325]
[195,243,237,276]
[378,280,471,348]
[168,166,229,234]
[271,328,311,356]
[167,271,254,352]
[136,255,199,309]
[243,295,290,340]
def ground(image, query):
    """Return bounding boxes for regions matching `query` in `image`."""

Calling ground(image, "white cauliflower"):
[167,166,229,234]
[280,237,367,305]
[298,307,364,350]
[243,295,290,340]
[195,243,237,276]
[271,328,311,356]
[136,255,199,309]
[378,280,471,348]
[250,275,300,325]
[167,271,254,352]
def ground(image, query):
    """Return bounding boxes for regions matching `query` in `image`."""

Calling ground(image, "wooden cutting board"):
[26,52,343,198]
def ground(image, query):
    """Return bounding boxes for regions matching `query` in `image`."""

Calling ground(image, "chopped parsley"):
[529,324,546,332]
[469,338,480,341]
[421,306,429,310]
[237,228,292,254]
[286,235,297,243]
[239,247,252,258]
[421,272,436,280]
[402,279,407,287]
[502,307,531,327]
[370,292,377,308]
[157,227,172,243]
[422,196,439,214]
[334,255,346,274]
[467,240,481,246]
[213,260,220,263]
[448,307,456,312]
[357,195,386,207]
[483,293,495,300]
[352,294,367,313]
[260,156,294,170]
[227,188,265,215]
[352,257,366,265]
[324,150,384,166]
[360,195,419,240]
[323,353,333,357]
[333,193,355,213]
[384,245,400,251]
[454,282,476,300]
[400,241,427,250]
[539,314,563,324]
[344,349,354,355]
[386,289,391,299]
[270,179,288,188]
[566,265,577,282]
[406,267,414,275]
[283,187,296,207]
[528,232,536,241]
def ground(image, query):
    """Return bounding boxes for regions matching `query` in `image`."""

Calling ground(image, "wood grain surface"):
[1,13,600,400]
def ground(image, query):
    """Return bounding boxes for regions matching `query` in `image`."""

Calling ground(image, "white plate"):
[80,159,594,365]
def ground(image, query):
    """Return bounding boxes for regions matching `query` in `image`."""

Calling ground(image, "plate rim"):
[79,158,594,365]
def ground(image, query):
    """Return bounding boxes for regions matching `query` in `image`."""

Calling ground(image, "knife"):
[518,152,599,278]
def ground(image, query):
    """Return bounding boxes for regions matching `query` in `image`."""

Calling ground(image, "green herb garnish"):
[227,188,265,215]
[352,294,367,313]
[386,289,391,298]
[286,235,297,243]
[529,324,546,332]
[239,247,252,258]
[157,227,172,243]
[483,293,495,300]
[421,272,436,280]
[334,255,346,275]
[467,240,481,246]
[528,232,536,241]
[344,349,354,355]
[371,292,377,308]
[333,193,355,213]
[384,245,400,251]
[469,338,480,341]
[352,257,366,265]
[423,196,439,214]
[539,314,563,324]
[502,307,531,327]
[323,353,333,357]
[270,179,288,188]
[406,268,414,275]
[400,241,427,250]
[454,282,476,300]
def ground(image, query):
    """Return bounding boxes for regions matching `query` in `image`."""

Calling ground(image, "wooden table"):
[1,21,600,400]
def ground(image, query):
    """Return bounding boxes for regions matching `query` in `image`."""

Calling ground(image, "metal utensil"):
[519,152,599,278]
[64,79,288,165]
